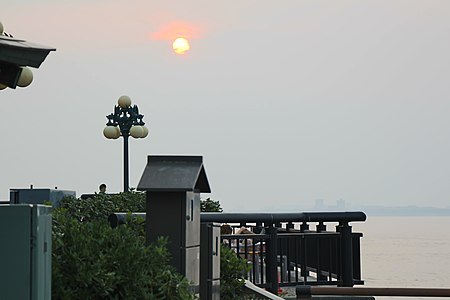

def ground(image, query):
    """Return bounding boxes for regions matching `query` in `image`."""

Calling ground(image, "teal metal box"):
[0,205,52,300]
[10,188,76,207]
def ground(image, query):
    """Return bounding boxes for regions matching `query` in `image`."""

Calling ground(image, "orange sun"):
[172,37,190,55]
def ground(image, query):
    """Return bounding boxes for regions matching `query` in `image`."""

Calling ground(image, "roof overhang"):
[137,155,211,193]
[0,35,55,67]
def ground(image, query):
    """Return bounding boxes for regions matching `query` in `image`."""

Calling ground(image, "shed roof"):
[0,35,55,67]
[137,156,211,193]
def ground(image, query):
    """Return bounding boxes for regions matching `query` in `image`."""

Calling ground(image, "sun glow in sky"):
[150,21,201,55]
[151,21,201,41]
[172,37,190,55]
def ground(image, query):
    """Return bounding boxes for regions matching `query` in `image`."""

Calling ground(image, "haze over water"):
[352,216,450,300]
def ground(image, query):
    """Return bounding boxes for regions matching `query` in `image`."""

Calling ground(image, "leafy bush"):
[219,245,252,300]
[200,198,223,212]
[53,194,251,299]
[58,192,146,223]
[52,192,192,300]
[200,198,251,299]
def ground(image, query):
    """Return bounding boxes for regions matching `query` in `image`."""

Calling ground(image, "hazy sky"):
[2,1,450,211]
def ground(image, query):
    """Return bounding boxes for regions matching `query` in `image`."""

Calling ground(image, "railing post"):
[286,222,294,231]
[316,222,326,232]
[266,226,279,295]
[255,222,263,234]
[300,222,309,232]
[337,221,354,287]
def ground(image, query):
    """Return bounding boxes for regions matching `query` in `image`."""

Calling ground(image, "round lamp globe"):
[141,126,149,138]
[130,125,144,138]
[17,67,33,87]
[118,95,132,108]
[103,126,120,139]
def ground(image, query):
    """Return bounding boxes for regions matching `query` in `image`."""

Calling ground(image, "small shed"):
[137,155,211,291]
[137,155,210,193]
[0,34,55,88]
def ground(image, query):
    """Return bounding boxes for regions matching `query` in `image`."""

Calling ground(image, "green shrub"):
[200,198,223,212]
[58,192,146,223]
[52,192,192,300]
[53,194,250,299]
[200,198,250,299]
[219,245,252,300]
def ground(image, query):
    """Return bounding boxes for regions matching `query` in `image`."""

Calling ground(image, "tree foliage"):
[200,198,250,299]
[219,245,252,299]
[52,192,192,300]
[200,197,223,212]
[52,193,250,299]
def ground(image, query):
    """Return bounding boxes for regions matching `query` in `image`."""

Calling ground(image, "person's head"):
[99,184,107,193]
[221,224,233,235]
[236,227,254,234]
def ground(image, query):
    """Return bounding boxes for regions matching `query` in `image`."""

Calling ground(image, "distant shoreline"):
[358,206,450,217]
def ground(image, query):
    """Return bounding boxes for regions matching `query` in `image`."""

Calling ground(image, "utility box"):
[10,188,75,207]
[200,222,221,300]
[137,156,211,293]
[0,204,52,300]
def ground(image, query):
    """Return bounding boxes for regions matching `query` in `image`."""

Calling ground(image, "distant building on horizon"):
[336,199,346,210]
[314,199,325,210]
[313,199,347,211]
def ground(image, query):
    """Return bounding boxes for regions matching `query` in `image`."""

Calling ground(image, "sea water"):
[352,216,450,300]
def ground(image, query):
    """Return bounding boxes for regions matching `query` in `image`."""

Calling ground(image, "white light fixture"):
[118,95,131,108]
[17,67,33,87]
[103,126,120,139]
[141,126,149,138]
[130,125,144,138]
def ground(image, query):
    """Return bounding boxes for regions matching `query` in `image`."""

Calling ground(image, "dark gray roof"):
[137,156,211,192]
[0,35,55,67]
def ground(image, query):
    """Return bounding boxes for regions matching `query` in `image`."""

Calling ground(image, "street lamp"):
[103,95,148,192]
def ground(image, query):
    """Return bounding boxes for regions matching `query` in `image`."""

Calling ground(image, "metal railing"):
[109,211,366,296]
[201,212,366,295]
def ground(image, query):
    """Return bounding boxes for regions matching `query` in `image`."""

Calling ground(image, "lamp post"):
[103,95,148,192]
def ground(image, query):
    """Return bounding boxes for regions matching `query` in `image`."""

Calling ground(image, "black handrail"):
[108,211,367,227]
[200,212,366,224]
